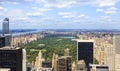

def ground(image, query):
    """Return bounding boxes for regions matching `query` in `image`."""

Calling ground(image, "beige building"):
[52,53,58,71]
[104,44,115,71]
[76,60,86,71]
[114,36,120,71]
[35,50,45,71]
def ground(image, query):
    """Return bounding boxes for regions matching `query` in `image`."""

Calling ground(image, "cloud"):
[97,16,114,23]
[58,12,88,19]
[36,0,120,8]
[96,7,117,14]
[37,0,77,8]
[97,0,119,7]
[27,12,43,16]
[1,9,29,22]
[96,9,104,12]
[58,12,76,18]
[0,6,7,11]
[105,7,117,14]
[31,7,50,12]
[27,7,51,17]
[0,0,33,4]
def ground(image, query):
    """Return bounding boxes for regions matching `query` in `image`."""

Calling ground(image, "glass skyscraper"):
[2,18,9,35]
[77,40,94,71]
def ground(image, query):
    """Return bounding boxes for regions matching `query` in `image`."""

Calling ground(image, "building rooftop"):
[89,64,108,67]
[77,40,94,42]
[4,18,9,21]
[0,46,21,50]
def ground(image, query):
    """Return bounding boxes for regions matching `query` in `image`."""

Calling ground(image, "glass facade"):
[0,37,5,48]
[2,18,9,35]
[0,48,22,71]
[77,42,93,69]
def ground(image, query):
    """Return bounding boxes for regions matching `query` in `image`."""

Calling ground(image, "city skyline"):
[0,0,120,29]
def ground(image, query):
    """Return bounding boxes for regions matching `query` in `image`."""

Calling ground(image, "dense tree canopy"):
[23,36,77,62]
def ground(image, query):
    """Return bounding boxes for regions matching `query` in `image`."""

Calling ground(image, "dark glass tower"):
[0,36,5,48]
[77,40,94,71]
[0,47,23,71]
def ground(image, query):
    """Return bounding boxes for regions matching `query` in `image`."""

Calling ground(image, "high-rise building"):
[0,46,26,71]
[52,53,58,71]
[113,36,120,71]
[4,34,12,46]
[76,60,86,71]
[0,36,5,48]
[57,56,72,71]
[89,64,109,71]
[72,61,76,71]
[41,61,52,71]
[77,40,94,71]
[1,18,11,46]
[114,36,120,54]
[64,48,70,56]
[104,44,115,71]
[35,50,45,71]
[0,68,10,71]
[2,18,9,35]
[0,35,12,47]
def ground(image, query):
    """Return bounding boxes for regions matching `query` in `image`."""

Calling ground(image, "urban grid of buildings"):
[0,18,120,71]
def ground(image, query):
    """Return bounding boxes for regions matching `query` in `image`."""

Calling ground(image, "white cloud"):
[31,7,50,12]
[58,12,88,19]
[105,7,117,14]
[37,0,77,8]
[0,0,33,4]
[36,0,120,8]
[27,7,50,16]
[96,7,117,14]
[27,12,43,16]
[97,15,114,23]
[2,9,29,22]
[97,0,118,7]
[78,14,87,18]
[0,6,7,11]
[96,9,104,12]
[58,12,76,18]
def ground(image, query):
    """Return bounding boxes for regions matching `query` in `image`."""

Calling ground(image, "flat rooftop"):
[77,40,94,42]
[0,46,21,50]
[89,64,108,67]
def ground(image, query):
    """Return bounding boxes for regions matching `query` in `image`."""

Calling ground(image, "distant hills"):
[39,29,120,32]
[0,29,120,34]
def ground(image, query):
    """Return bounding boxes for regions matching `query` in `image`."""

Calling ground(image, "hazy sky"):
[0,0,120,29]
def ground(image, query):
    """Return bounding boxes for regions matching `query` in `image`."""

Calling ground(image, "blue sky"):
[0,0,120,29]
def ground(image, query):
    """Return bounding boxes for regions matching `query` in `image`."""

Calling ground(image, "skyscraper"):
[0,36,5,48]
[76,60,86,71]
[104,44,115,71]
[1,18,12,46]
[0,46,26,71]
[57,56,72,71]
[113,36,120,71]
[77,40,94,71]
[2,18,9,35]
[64,48,70,56]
